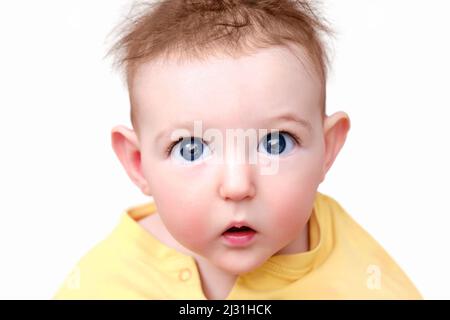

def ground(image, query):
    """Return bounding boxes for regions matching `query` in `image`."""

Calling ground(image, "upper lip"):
[222,221,257,234]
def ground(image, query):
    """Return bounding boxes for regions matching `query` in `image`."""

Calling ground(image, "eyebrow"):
[266,113,313,132]
[155,112,312,144]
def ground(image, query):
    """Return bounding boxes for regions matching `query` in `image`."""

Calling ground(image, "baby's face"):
[124,45,346,275]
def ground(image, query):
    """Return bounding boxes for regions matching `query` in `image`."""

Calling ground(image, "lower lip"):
[221,230,256,247]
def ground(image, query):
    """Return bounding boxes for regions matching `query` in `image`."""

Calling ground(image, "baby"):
[54,0,422,299]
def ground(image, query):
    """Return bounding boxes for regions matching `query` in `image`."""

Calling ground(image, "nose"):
[218,154,256,202]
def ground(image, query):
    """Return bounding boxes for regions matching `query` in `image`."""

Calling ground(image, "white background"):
[0,0,449,299]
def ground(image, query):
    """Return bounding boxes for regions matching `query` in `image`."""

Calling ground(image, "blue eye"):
[258,131,297,156]
[168,137,212,164]
[166,131,300,163]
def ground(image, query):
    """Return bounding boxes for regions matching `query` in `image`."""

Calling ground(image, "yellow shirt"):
[53,192,422,299]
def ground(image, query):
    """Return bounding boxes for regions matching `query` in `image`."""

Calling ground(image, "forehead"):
[131,45,322,132]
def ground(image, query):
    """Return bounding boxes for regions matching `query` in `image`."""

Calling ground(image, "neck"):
[276,220,310,255]
[194,255,238,300]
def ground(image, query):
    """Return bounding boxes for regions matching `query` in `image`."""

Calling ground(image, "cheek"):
[268,186,316,233]
[263,158,322,235]
[154,185,210,244]
[143,162,213,246]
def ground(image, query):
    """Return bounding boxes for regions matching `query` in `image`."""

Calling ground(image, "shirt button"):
[179,268,192,281]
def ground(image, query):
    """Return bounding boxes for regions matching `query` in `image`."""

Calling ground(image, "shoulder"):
[53,235,126,299]
[315,192,423,299]
[53,229,162,299]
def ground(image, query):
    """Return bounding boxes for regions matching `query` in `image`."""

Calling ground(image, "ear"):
[110,125,152,196]
[320,111,351,183]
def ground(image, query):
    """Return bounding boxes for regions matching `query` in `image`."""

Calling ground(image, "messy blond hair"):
[105,0,335,133]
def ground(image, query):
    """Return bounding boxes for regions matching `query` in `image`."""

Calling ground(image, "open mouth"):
[221,225,257,246]
[222,226,255,236]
